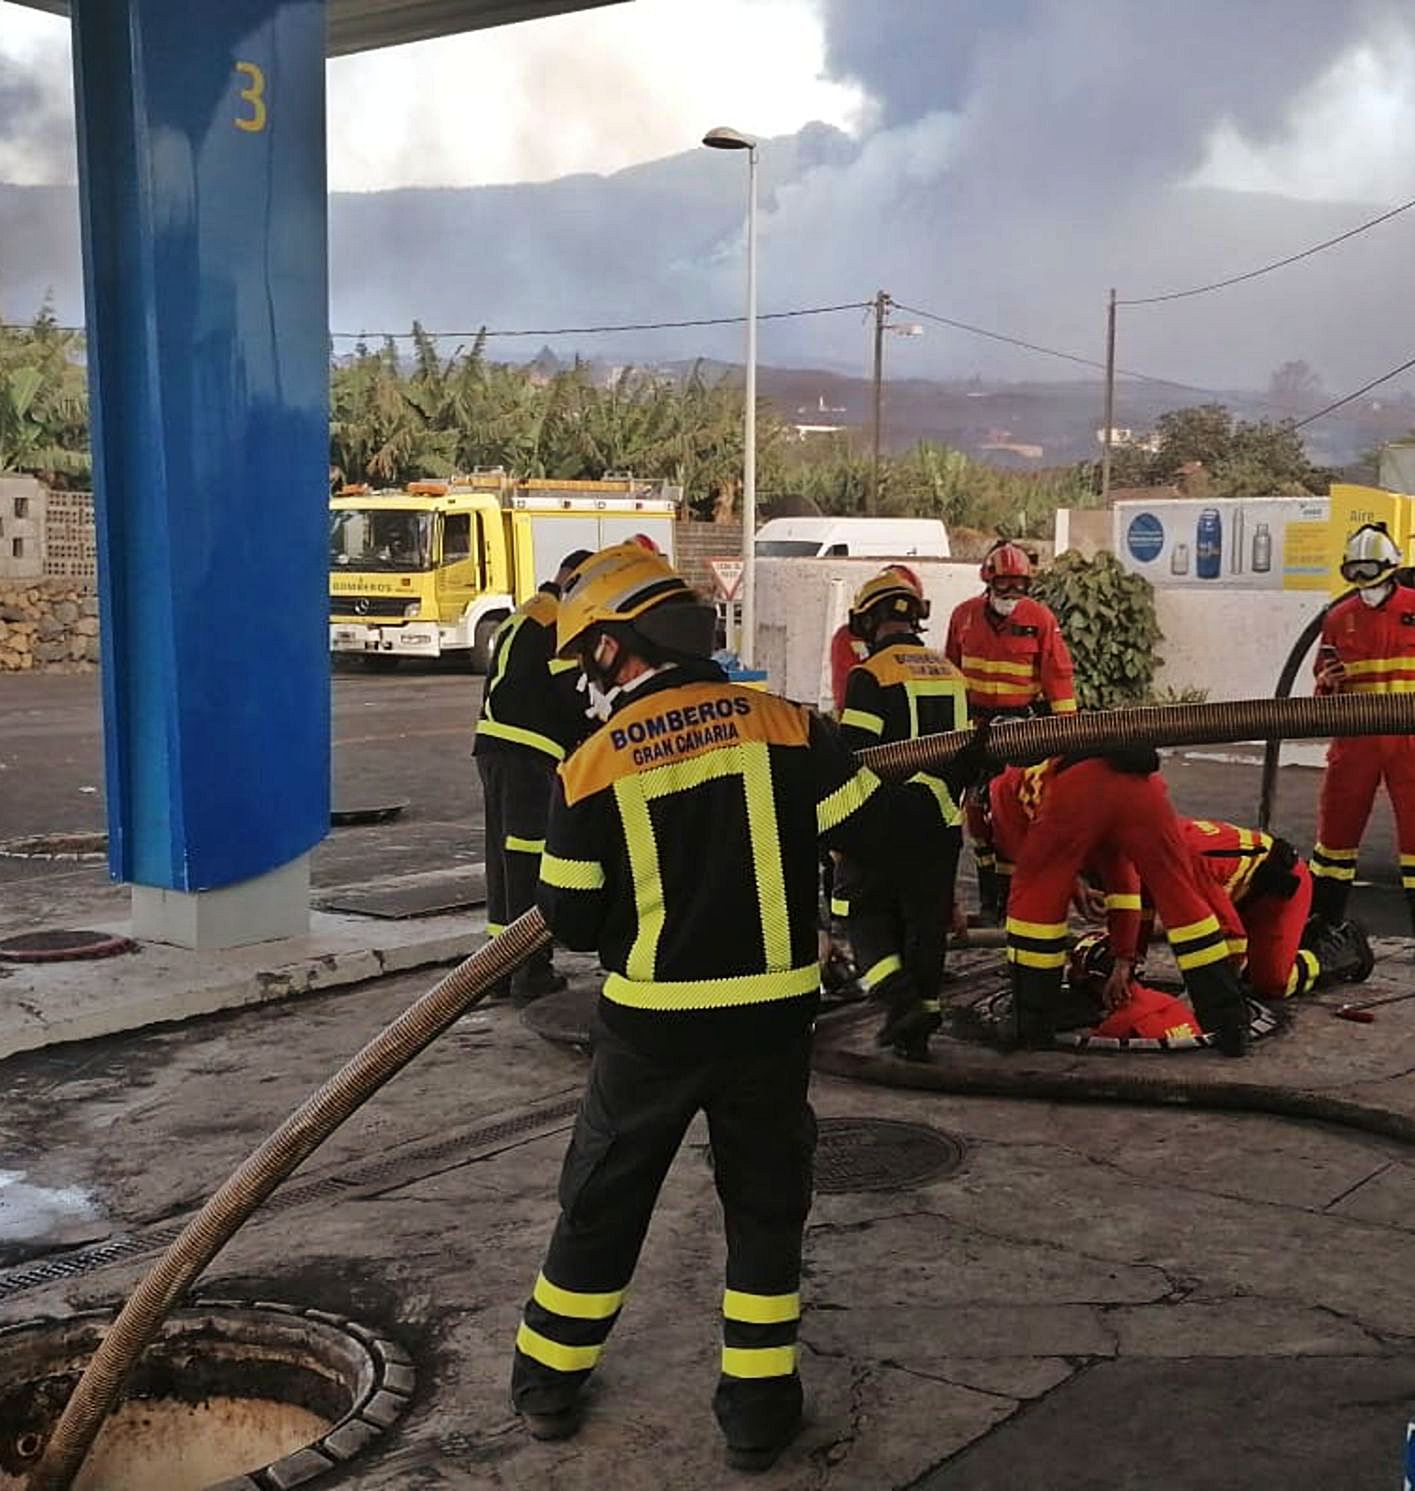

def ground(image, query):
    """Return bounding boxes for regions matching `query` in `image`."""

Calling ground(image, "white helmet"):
[1341,523,1401,587]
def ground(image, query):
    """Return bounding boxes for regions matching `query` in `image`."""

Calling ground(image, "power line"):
[894,301,1237,398]
[1118,193,1415,306]
[1293,352,1415,429]
[0,300,871,341]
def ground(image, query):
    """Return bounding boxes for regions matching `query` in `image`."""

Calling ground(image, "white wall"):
[756,555,1332,739]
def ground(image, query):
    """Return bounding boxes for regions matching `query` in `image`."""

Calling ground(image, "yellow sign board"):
[1327,484,1415,593]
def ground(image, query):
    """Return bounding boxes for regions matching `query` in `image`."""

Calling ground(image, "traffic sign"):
[709,557,745,601]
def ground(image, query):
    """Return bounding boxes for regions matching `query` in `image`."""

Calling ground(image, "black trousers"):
[511,1017,816,1450]
[839,827,962,1012]
[476,749,555,954]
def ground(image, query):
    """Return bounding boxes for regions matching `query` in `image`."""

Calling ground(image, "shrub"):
[1033,550,1162,710]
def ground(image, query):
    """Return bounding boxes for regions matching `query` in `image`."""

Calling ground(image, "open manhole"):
[813,1117,964,1194]
[965,987,1279,1053]
[0,834,107,862]
[0,1301,412,1490]
[0,930,135,964]
[330,802,408,828]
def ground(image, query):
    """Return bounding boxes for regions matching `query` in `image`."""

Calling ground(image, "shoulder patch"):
[559,683,807,802]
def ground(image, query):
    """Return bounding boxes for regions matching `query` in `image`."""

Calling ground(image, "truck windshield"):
[330,510,434,572]
[756,539,824,557]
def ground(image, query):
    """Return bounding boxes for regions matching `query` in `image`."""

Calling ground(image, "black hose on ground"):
[31,688,1415,1489]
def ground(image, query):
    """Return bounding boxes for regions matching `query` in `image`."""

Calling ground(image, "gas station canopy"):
[10,0,628,55]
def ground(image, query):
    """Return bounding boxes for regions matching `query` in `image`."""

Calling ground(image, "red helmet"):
[980,542,1032,584]
[885,562,923,595]
[627,532,662,555]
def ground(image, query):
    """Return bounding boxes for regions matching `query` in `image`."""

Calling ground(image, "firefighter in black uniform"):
[509,543,972,1471]
[472,549,591,1000]
[837,570,969,1060]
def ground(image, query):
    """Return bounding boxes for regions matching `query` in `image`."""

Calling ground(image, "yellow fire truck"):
[329,472,680,670]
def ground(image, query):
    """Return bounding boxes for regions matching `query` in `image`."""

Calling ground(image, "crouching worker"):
[1181,818,1374,998]
[509,544,961,1472]
[1004,749,1252,1055]
[1064,932,1203,1042]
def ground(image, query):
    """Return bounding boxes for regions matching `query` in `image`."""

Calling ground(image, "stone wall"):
[0,578,100,671]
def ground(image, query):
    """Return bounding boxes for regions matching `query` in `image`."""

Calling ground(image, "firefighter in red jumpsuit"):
[1181,818,1373,999]
[1002,750,1251,1054]
[1310,523,1415,937]
[945,542,1077,920]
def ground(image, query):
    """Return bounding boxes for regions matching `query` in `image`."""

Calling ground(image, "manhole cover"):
[0,930,135,964]
[521,985,597,1050]
[320,868,486,920]
[0,834,107,862]
[814,1117,963,1194]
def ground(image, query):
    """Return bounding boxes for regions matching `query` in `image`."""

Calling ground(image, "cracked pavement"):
[5,959,1415,1488]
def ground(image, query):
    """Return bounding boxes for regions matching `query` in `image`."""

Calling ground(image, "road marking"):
[333,726,470,748]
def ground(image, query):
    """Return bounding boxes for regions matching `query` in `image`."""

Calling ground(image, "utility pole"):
[1100,287,1117,501]
[870,289,892,515]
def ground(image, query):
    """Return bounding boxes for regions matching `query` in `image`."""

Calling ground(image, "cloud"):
[0,6,74,186]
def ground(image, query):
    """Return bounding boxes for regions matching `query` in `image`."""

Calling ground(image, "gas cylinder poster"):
[1113,497,1330,591]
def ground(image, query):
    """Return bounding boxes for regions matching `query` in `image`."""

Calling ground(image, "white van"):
[755,517,950,559]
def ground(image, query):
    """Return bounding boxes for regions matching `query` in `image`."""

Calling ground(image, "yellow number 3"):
[234,61,267,133]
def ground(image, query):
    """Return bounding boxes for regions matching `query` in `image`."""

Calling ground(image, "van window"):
[823,542,847,556]
[443,512,471,562]
[757,539,824,557]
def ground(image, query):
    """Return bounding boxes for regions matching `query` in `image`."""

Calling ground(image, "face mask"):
[1360,582,1394,609]
[989,594,1021,618]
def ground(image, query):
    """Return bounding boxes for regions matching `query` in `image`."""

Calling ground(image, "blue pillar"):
[71,0,329,929]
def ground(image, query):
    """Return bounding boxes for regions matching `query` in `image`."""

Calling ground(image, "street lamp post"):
[703,125,759,666]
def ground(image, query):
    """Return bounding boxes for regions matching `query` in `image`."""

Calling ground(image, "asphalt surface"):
[0,664,1407,934]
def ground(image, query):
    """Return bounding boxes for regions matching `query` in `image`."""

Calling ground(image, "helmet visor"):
[988,575,1031,597]
[1340,558,1393,585]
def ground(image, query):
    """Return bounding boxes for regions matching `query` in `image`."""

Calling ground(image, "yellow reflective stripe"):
[830,897,851,918]
[1402,854,1415,867]
[1344,655,1415,675]
[1310,860,1357,881]
[1007,947,1068,969]
[1005,917,1069,940]
[740,741,792,967]
[860,954,903,990]
[534,1273,624,1320]
[1286,948,1320,995]
[485,922,506,937]
[721,1345,798,1379]
[476,718,566,761]
[964,677,1042,697]
[505,834,545,854]
[723,1289,800,1325]
[840,708,885,736]
[1227,937,1249,956]
[904,678,969,738]
[615,777,665,981]
[484,612,526,702]
[996,860,1015,876]
[1105,894,1143,911]
[1350,679,1415,693]
[1167,916,1223,944]
[638,743,746,800]
[515,1322,603,1373]
[602,963,820,1011]
[909,772,962,826]
[1175,940,1232,971]
[1313,843,1358,862]
[818,769,882,833]
[960,654,1035,679]
[540,853,606,891]
[1050,697,1078,713]
[549,657,580,675]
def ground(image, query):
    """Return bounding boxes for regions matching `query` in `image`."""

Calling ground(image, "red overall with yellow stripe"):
[1181,818,1318,999]
[943,593,1077,721]
[1311,585,1415,922]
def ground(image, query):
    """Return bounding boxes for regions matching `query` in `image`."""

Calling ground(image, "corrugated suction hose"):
[30,688,1415,1490]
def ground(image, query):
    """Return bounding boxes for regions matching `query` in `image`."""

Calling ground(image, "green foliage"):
[0,302,89,485]
[1033,550,1163,710]
[1103,403,1329,499]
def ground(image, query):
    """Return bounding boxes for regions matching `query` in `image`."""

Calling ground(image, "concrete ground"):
[4,665,1415,1488]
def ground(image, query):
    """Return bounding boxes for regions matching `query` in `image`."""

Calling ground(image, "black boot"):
[1009,967,1057,1050]
[511,957,568,1004]
[1185,964,1251,1058]
[1307,918,1375,987]
[873,974,940,1060]
[1309,873,1351,931]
